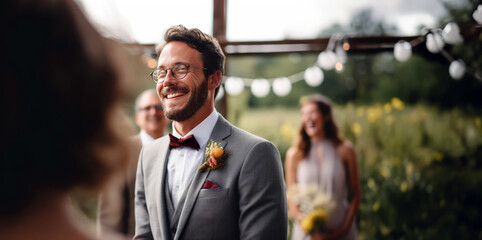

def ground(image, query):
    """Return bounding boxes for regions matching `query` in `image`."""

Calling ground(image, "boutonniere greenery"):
[199,139,228,172]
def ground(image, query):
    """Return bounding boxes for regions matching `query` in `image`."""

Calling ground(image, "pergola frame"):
[210,0,428,115]
[212,0,424,56]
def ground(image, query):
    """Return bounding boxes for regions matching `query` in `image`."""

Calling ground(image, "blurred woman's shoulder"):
[337,140,356,163]
[286,147,304,163]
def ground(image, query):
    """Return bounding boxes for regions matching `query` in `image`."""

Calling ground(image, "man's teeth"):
[166,92,183,99]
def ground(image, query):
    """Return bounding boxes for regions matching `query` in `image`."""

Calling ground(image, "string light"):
[442,22,463,44]
[393,40,412,62]
[425,30,444,53]
[250,78,270,98]
[343,42,350,51]
[449,60,465,80]
[147,58,157,69]
[393,19,480,81]
[140,6,480,97]
[473,4,482,24]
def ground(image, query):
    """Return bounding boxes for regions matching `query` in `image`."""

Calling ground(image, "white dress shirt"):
[167,110,219,208]
[139,130,156,146]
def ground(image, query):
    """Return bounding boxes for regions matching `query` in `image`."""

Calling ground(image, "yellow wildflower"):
[380,225,391,236]
[351,123,362,137]
[367,106,383,123]
[391,97,404,110]
[400,181,408,192]
[372,201,380,212]
[279,123,296,142]
[383,103,392,113]
[301,209,328,233]
[434,152,443,161]
[380,167,390,178]
[405,163,414,176]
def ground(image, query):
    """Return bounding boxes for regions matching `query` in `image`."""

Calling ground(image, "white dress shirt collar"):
[171,109,219,150]
[139,130,156,146]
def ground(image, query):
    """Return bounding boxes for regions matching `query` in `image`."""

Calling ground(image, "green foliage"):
[225,2,482,111]
[233,104,482,239]
[233,107,301,161]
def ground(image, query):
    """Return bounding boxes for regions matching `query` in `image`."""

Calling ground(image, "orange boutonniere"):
[199,139,228,172]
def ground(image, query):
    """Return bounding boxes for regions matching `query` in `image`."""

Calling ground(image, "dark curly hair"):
[158,25,225,97]
[1,0,129,218]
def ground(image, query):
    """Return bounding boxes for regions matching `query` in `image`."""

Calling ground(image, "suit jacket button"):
[171,227,177,234]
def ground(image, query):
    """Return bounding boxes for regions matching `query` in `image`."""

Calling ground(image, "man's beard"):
[162,79,208,122]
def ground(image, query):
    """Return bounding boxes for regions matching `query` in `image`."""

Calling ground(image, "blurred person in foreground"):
[285,94,360,240]
[0,0,132,239]
[98,89,167,240]
[134,25,287,240]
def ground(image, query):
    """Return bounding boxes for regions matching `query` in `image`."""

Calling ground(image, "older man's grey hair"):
[134,89,159,112]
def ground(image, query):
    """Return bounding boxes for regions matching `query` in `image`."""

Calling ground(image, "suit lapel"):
[173,115,232,240]
[154,137,173,240]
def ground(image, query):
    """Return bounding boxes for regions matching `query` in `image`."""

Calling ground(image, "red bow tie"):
[169,134,200,151]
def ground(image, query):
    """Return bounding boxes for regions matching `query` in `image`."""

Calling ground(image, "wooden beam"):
[219,36,424,55]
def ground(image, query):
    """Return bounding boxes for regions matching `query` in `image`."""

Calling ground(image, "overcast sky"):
[75,0,467,44]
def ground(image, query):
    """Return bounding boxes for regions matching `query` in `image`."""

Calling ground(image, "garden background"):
[72,1,482,239]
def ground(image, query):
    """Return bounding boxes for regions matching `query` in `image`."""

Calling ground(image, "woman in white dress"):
[285,94,361,240]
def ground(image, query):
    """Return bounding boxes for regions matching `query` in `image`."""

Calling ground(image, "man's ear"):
[208,70,223,90]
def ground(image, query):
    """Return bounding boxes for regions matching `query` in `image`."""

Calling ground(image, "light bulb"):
[304,66,324,87]
[317,50,337,70]
[251,78,270,98]
[224,77,244,96]
[442,22,463,44]
[449,59,465,80]
[473,4,482,24]
[393,40,412,62]
[272,77,292,97]
[426,32,445,53]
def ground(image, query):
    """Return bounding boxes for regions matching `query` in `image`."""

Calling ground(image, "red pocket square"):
[202,180,219,189]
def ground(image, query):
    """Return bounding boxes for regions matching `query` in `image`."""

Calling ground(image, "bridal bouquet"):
[287,184,335,234]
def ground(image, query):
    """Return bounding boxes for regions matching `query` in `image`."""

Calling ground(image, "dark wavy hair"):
[295,94,343,158]
[158,25,225,98]
[1,0,129,217]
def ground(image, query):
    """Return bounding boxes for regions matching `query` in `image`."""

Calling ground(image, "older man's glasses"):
[150,63,206,83]
[139,104,163,112]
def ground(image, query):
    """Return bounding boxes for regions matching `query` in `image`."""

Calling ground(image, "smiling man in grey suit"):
[134,25,287,240]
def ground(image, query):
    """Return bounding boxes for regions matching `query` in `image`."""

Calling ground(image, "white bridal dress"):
[291,140,357,240]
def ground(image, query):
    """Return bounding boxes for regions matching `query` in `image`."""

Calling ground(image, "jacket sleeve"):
[97,173,133,240]
[133,148,154,240]
[238,141,288,240]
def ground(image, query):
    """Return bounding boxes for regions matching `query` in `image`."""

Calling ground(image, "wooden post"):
[213,0,228,118]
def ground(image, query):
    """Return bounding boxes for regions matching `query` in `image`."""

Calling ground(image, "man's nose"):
[162,69,177,87]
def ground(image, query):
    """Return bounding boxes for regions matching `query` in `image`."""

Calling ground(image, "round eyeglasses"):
[138,104,163,112]
[150,63,206,83]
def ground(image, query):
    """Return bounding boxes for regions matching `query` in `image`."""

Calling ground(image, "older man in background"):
[98,89,167,240]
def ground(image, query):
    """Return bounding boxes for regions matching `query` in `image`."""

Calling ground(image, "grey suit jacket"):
[134,115,287,240]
